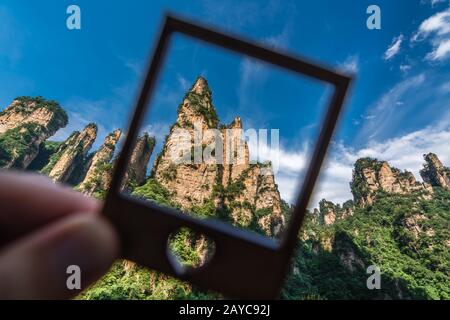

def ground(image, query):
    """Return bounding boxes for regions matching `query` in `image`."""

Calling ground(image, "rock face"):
[0,97,68,168]
[122,133,155,190]
[420,153,450,191]
[317,199,354,226]
[151,76,284,237]
[42,123,97,183]
[78,129,122,196]
[152,77,220,208]
[351,158,432,207]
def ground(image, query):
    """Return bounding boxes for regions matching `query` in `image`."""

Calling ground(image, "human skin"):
[0,171,119,299]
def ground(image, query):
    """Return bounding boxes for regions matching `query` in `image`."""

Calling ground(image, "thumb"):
[0,214,119,299]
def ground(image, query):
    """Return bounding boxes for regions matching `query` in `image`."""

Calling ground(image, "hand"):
[0,171,119,299]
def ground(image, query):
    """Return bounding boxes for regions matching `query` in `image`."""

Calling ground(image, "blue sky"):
[1,0,449,206]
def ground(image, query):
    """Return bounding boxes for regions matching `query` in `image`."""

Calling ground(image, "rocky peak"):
[351,158,432,207]
[229,116,242,129]
[319,200,337,225]
[222,116,250,185]
[42,123,97,183]
[122,133,155,190]
[191,76,209,96]
[420,153,450,191]
[317,199,354,226]
[78,129,122,196]
[0,97,68,169]
[152,77,284,237]
[0,96,68,134]
[176,76,218,129]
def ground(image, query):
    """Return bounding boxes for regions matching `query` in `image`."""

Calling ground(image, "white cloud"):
[356,74,426,143]
[384,34,404,60]
[263,23,292,50]
[256,70,450,208]
[244,120,450,209]
[337,55,359,74]
[440,81,450,93]
[141,122,170,147]
[400,64,412,73]
[427,38,450,60]
[412,7,450,61]
[176,74,190,92]
[312,125,450,208]
[413,8,450,39]
[422,0,448,7]
[247,136,309,205]
[51,100,111,150]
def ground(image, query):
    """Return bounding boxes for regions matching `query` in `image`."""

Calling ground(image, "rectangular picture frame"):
[102,14,352,299]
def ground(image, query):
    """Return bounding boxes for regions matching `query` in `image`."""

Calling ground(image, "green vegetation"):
[177,78,219,128]
[27,140,62,171]
[132,178,179,209]
[0,123,43,168]
[2,91,449,300]
[284,188,450,300]
[40,131,79,175]
[80,261,216,300]
[11,96,68,132]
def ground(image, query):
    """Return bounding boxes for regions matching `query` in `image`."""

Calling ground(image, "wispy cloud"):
[263,22,292,51]
[384,34,404,60]
[412,7,450,61]
[141,122,170,146]
[356,74,426,143]
[400,64,412,73]
[422,0,448,8]
[51,98,115,150]
[337,54,360,74]
[176,74,190,92]
[247,136,309,205]
[236,23,294,122]
[245,115,450,208]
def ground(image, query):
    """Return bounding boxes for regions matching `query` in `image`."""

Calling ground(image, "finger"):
[0,171,100,242]
[0,213,119,299]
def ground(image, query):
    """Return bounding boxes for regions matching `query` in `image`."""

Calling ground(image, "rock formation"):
[316,199,354,226]
[121,133,155,190]
[0,97,68,168]
[350,158,433,207]
[152,77,220,208]
[41,123,97,183]
[420,153,450,191]
[78,129,122,196]
[151,76,284,237]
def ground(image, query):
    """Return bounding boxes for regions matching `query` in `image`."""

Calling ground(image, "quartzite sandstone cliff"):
[0,97,68,168]
[78,129,122,195]
[151,77,284,237]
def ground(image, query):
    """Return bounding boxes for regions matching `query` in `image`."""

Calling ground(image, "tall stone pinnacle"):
[420,153,450,190]
[191,76,209,95]
[78,129,122,195]
[0,97,68,168]
[42,123,98,183]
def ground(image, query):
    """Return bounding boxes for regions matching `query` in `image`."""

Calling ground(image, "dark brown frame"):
[102,14,351,299]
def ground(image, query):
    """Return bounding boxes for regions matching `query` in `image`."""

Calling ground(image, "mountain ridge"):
[0,77,449,300]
